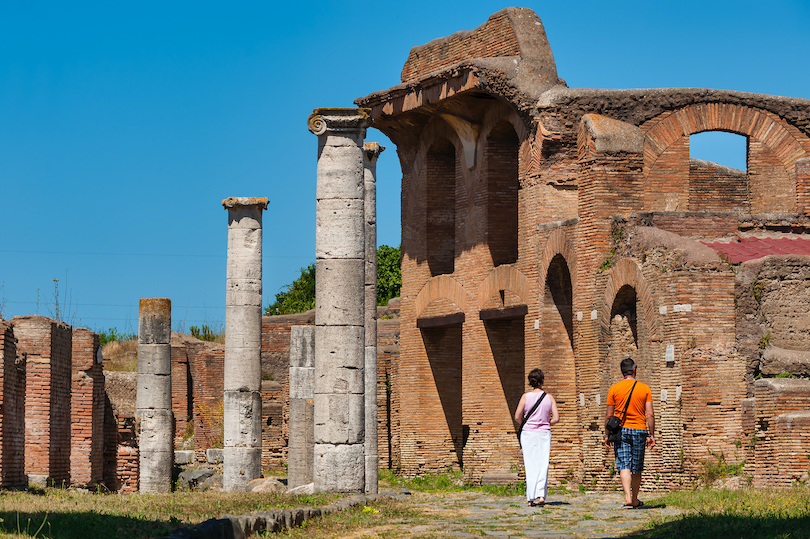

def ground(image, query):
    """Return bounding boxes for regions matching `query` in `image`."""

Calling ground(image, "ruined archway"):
[642,103,810,214]
[485,121,520,266]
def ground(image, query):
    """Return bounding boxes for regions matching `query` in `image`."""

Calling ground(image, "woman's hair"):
[528,368,544,389]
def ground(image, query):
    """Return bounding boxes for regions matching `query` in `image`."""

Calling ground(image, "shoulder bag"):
[605,381,637,444]
[517,392,546,446]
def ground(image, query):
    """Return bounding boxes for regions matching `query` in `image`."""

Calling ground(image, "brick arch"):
[599,258,659,341]
[477,265,530,309]
[412,117,463,183]
[537,228,578,298]
[415,275,468,318]
[643,102,810,181]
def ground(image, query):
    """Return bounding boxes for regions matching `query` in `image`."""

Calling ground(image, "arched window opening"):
[485,121,519,266]
[610,285,638,348]
[688,131,749,213]
[426,138,456,276]
[689,131,747,171]
[546,254,574,348]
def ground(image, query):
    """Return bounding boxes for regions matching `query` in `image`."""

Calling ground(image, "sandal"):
[632,500,644,509]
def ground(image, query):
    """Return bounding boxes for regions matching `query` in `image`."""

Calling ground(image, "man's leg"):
[630,472,642,505]
[619,468,633,505]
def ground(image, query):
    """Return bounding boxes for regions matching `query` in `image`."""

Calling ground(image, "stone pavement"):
[388,489,684,538]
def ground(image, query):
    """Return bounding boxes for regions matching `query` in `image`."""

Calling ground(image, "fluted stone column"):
[138,298,173,493]
[222,196,268,492]
[308,108,373,493]
[363,142,384,494]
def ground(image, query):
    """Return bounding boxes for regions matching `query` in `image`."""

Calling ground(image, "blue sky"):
[1,1,808,333]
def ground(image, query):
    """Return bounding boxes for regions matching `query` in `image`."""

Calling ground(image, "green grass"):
[379,469,525,497]
[632,486,810,539]
[0,488,341,539]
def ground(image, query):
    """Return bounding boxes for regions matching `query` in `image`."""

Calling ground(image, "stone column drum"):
[308,108,373,493]
[137,298,173,493]
[288,325,315,489]
[363,142,384,494]
[222,196,268,491]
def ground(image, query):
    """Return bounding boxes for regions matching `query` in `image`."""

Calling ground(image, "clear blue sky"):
[1,1,808,333]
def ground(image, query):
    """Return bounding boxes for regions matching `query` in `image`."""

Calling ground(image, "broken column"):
[222,196,268,491]
[137,298,173,493]
[288,325,315,489]
[363,142,384,494]
[308,108,373,492]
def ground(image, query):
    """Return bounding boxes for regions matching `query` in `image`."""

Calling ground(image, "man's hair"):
[620,357,636,376]
[528,368,545,389]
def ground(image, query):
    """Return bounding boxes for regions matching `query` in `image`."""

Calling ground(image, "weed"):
[196,401,224,449]
[759,330,772,349]
[190,324,224,343]
[752,279,765,303]
[699,450,744,483]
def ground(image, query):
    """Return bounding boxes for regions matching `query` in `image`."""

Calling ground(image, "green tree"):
[264,263,316,315]
[264,245,402,316]
[376,244,402,306]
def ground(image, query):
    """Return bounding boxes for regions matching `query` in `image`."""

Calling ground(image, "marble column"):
[363,142,384,494]
[222,196,268,491]
[137,298,173,493]
[307,108,373,493]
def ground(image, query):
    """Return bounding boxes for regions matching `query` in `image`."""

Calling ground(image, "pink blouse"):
[522,391,552,432]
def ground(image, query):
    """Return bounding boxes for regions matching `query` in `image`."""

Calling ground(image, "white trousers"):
[521,430,551,501]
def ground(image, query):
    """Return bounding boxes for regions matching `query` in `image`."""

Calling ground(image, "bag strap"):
[618,381,637,428]
[519,392,546,434]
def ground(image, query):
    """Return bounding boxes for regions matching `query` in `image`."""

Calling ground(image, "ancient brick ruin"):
[348,7,810,488]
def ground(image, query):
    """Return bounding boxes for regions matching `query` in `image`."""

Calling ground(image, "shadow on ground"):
[628,513,810,538]
[0,510,177,539]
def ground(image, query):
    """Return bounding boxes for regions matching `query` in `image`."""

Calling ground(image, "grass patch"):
[101,338,138,372]
[633,486,810,539]
[0,488,340,539]
[379,469,525,497]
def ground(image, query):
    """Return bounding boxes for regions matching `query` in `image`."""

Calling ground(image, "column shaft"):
[137,298,173,493]
[222,197,268,492]
[309,108,373,493]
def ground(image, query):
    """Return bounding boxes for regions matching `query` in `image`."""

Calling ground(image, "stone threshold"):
[161,489,410,539]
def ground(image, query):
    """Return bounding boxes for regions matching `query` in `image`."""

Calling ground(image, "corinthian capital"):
[307,107,373,136]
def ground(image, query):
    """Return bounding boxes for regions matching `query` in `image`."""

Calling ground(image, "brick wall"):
[71,328,104,486]
[189,341,224,462]
[261,380,284,471]
[171,335,192,445]
[13,315,72,486]
[0,320,25,488]
[400,10,519,83]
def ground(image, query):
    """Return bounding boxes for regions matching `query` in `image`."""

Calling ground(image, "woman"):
[514,368,559,507]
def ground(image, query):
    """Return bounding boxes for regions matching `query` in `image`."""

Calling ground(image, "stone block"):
[314,443,364,493]
[138,409,174,453]
[137,343,171,375]
[136,373,172,410]
[138,299,171,344]
[288,397,315,488]
[223,446,262,492]
[315,199,365,259]
[139,450,173,493]
[224,347,261,392]
[174,450,195,465]
[315,259,365,326]
[314,393,364,444]
[225,280,263,307]
[290,367,314,400]
[290,326,315,368]
[206,448,224,464]
[225,305,263,348]
[223,390,262,447]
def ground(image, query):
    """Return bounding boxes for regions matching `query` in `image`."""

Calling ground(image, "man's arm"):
[603,404,615,447]
[645,400,656,448]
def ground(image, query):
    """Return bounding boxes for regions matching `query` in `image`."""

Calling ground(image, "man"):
[604,357,655,508]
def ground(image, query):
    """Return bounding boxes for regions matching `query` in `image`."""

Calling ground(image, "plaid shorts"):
[614,428,647,474]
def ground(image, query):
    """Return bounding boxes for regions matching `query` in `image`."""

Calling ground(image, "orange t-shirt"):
[606,378,652,430]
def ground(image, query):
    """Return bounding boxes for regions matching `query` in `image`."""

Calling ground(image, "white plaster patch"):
[596,394,601,405]
[590,310,597,320]
[534,319,540,330]
[665,344,675,365]
[577,311,583,322]
[659,305,667,315]
[579,393,585,407]
[673,304,693,313]
[676,385,682,401]
[661,388,667,402]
